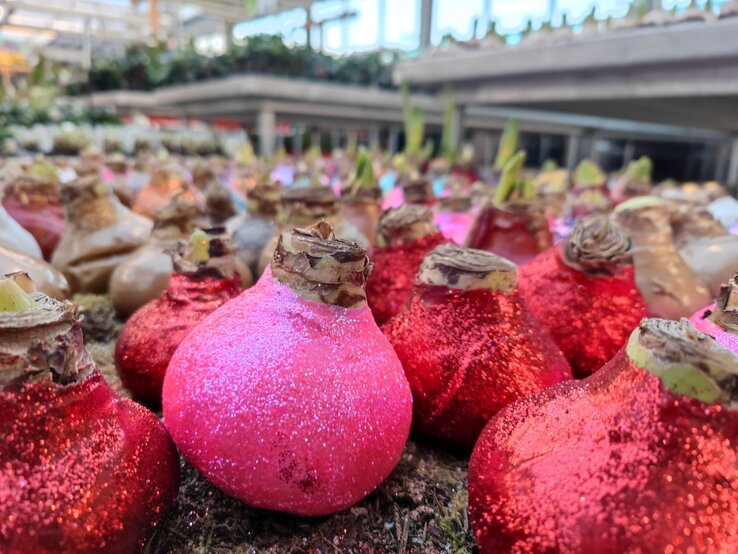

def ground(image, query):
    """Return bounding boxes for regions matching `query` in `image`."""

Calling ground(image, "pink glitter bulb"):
[469,318,738,554]
[518,216,648,378]
[163,223,412,516]
[689,273,738,355]
[383,244,571,450]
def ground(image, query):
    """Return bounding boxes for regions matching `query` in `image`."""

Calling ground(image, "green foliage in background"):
[75,35,397,94]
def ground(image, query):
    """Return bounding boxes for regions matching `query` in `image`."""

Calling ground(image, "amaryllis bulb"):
[671,204,738,297]
[51,176,152,294]
[257,185,369,275]
[366,204,447,325]
[2,174,65,260]
[613,196,711,319]
[0,202,42,259]
[163,221,412,516]
[132,164,201,219]
[433,192,474,245]
[0,275,180,553]
[690,273,738,355]
[0,244,70,300]
[110,195,208,317]
[383,244,571,449]
[229,177,280,279]
[518,216,647,377]
[340,151,383,246]
[115,229,246,405]
[469,318,738,553]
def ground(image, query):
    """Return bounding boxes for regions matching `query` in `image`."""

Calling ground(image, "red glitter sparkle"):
[365,232,447,326]
[0,372,180,553]
[468,347,738,553]
[383,283,572,450]
[116,272,242,406]
[518,246,648,378]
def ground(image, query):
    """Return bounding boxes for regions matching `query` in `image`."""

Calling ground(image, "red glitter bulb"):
[163,223,412,516]
[116,230,244,405]
[0,278,180,554]
[383,244,572,450]
[2,175,65,260]
[366,205,447,325]
[469,318,738,554]
[518,216,648,378]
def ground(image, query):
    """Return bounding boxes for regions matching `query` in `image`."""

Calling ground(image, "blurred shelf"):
[395,18,738,133]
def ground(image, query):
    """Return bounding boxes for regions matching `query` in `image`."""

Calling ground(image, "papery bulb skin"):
[110,197,208,318]
[384,244,571,450]
[518,216,648,377]
[0,203,42,259]
[2,175,65,260]
[614,196,711,319]
[163,223,412,516]
[256,185,369,275]
[469,318,738,554]
[51,176,152,294]
[0,283,180,554]
[132,164,201,219]
[366,205,447,326]
[0,244,70,300]
[465,201,552,265]
[230,178,280,278]
[690,274,738,354]
[340,153,383,246]
[671,204,738,297]
[115,232,244,405]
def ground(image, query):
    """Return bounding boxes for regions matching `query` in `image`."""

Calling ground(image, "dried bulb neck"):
[613,198,673,244]
[247,182,282,217]
[562,215,632,276]
[0,292,95,387]
[172,229,240,280]
[153,198,207,236]
[271,221,371,308]
[401,178,434,205]
[708,275,738,333]
[418,244,517,292]
[671,205,727,243]
[626,318,738,408]
[282,187,339,224]
[376,205,439,247]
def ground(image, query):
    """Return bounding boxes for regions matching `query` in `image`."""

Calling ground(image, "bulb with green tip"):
[188,230,210,264]
[0,276,37,312]
[626,318,738,408]
[624,156,653,185]
[494,119,520,171]
[494,150,527,205]
[574,159,605,187]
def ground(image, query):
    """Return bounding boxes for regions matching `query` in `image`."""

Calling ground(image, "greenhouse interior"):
[1,0,738,552]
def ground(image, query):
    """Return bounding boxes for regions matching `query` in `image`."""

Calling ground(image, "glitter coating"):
[2,194,65,260]
[115,273,242,405]
[518,246,648,378]
[383,284,572,450]
[365,232,447,325]
[690,303,738,354]
[468,347,738,553]
[0,372,180,553]
[465,206,552,265]
[162,269,413,516]
[434,211,474,245]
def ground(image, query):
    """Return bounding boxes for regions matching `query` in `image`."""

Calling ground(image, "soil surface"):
[74,294,477,554]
